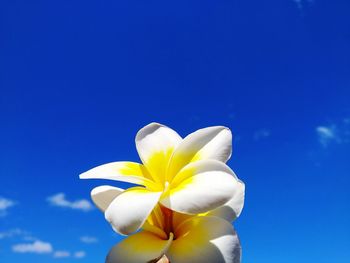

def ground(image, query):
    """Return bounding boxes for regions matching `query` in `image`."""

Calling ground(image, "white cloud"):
[74,251,86,258]
[12,240,53,254]
[316,125,338,147]
[53,250,71,258]
[0,197,16,216]
[47,193,93,212]
[10,235,83,259]
[80,236,98,243]
[253,129,271,141]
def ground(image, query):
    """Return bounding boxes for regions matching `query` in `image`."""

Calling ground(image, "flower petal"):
[206,180,245,222]
[106,231,173,263]
[135,123,182,184]
[172,211,193,230]
[168,216,241,263]
[161,160,239,214]
[156,255,171,263]
[90,185,124,212]
[167,126,232,179]
[105,187,162,235]
[79,162,157,189]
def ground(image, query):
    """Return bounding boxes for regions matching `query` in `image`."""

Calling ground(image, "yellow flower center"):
[143,203,183,241]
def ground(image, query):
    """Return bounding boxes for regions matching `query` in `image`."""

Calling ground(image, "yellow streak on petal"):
[80,161,161,190]
[166,151,204,183]
[118,162,150,179]
[146,204,165,230]
[189,152,202,163]
[145,148,174,186]
[169,176,195,197]
[166,152,194,182]
[117,162,161,191]
[152,205,165,229]
[142,222,168,240]
[169,166,196,189]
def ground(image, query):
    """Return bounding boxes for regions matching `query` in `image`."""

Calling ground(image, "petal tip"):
[79,171,88,179]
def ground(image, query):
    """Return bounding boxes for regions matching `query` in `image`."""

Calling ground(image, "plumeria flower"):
[90,189,242,263]
[80,123,242,235]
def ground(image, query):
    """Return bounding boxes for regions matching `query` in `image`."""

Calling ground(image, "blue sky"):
[1,0,350,262]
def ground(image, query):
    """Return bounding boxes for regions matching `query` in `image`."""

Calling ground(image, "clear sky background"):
[1,0,350,262]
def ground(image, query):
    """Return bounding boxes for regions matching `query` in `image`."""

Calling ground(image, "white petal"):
[105,187,162,235]
[168,216,241,263]
[106,231,173,263]
[90,186,124,212]
[206,180,245,222]
[167,126,232,179]
[79,162,157,189]
[161,160,239,214]
[135,123,182,184]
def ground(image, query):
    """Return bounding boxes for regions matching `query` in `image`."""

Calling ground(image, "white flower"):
[80,123,242,235]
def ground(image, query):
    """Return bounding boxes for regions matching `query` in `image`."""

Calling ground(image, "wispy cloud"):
[253,129,271,141]
[316,118,350,147]
[0,228,29,239]
[293,0,314,10]
[0,197,16,216]
[53,250,86,259]
[47,193,93,212]
[316,126,337,147]
[294,0,302,9]
[74,251,86,259]
[53,250,71,258]
[12,240,53,254]
[80,236,98,244]
[0,228,23,239]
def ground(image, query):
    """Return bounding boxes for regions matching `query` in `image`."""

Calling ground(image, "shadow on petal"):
[106,231,172,263]
[168,216,241,263]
